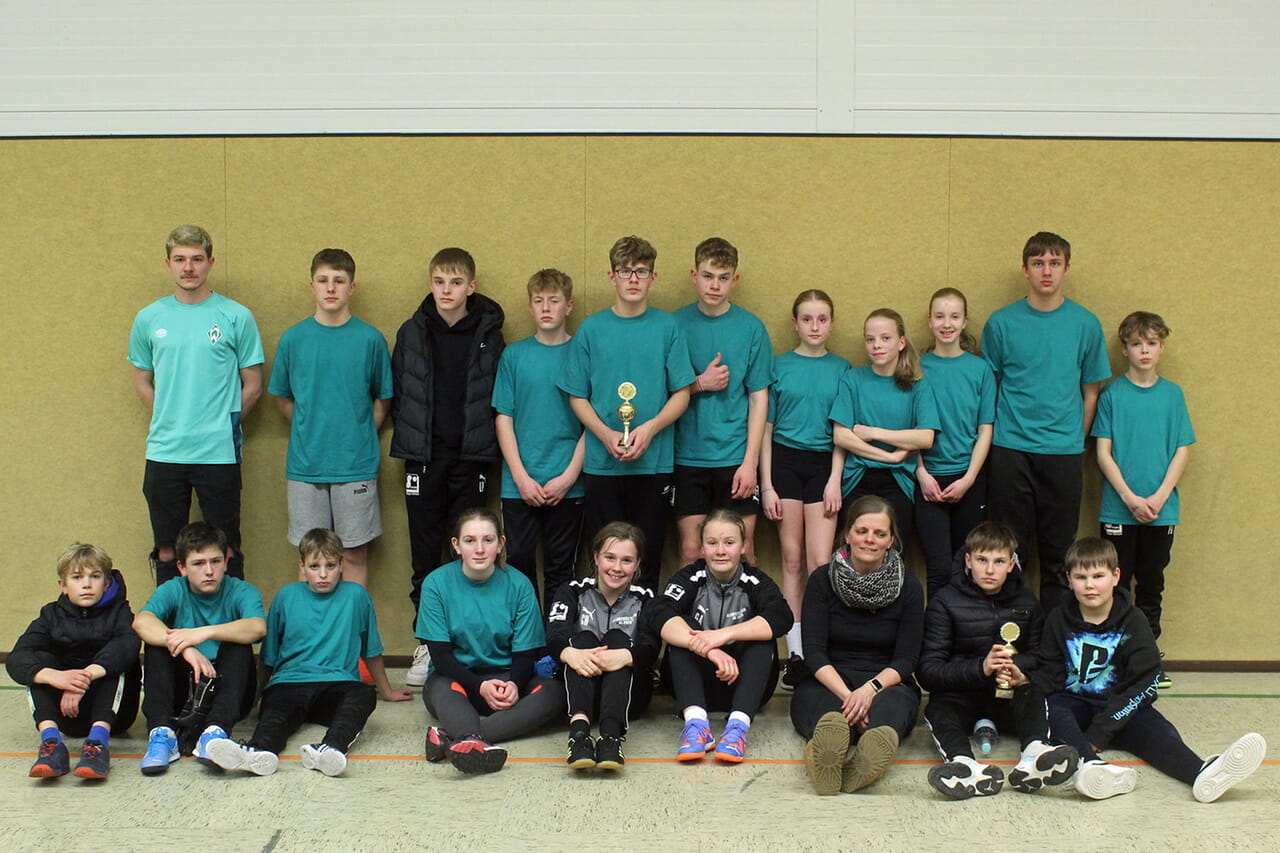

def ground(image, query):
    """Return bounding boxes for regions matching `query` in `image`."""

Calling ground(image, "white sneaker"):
[928,754,1004,799]
[1192,732,1266,803]
[301,743,349,777]
[1008,740,1080,792]
[1075,759,1137,800]
[206,738,279,776]
[406,644,431,687]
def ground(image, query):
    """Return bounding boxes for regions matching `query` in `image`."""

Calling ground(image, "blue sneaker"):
[714,721,749,763]
[29,739,70,778]
[195,725,229,766]
[141,726,179,776]
[73,739,111,779]
[534,654,556,679]
[676,718,715,762]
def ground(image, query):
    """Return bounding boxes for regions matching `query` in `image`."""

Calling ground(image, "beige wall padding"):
[1,136,1273,661]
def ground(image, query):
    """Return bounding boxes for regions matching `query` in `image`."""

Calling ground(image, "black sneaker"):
[595,735,625,771]
[424,726,453,762]
[1157,670,1173,689]
[567,733,596,770]
[73,739,110,780]
[448,735,508,774]
[29,740,70,778]
[928,757,1004,800]
[780,654,807,691]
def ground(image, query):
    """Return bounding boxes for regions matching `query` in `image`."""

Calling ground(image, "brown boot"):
[805,712,850,796]
[841,725,899,793]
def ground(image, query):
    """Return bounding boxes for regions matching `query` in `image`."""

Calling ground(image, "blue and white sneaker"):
[206,739,279,776]
[195,725,229,766]
[676,718,715,762]
[713,720,750,763]
[140,726,179,776]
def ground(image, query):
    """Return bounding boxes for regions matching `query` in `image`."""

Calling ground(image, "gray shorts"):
[286,479,382,547]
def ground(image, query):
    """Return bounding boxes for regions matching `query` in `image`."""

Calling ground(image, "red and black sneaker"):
[424,726,453,762]
[73,739,110,780]
[29,739,70,778]
[448,735,508,774]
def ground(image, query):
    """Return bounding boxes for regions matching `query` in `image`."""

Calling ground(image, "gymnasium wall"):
[1,134,1274,661]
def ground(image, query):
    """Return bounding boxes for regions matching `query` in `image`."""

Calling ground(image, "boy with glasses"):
[560,236,694,589]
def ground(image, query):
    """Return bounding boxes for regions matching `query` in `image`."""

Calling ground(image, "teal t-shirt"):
[261,581,384,687]
[829,367,941,499]
[414,560,545,674]
[267,316,392,482]
[492,336,585,500]
[1092,375,1196,525]
[981,298,1109,455]
[769,350,851,452]
[919,351,996,475]
[673,304,775,467]
[127,293,265,464]
[558,307,696,476]
[140,575,266,659]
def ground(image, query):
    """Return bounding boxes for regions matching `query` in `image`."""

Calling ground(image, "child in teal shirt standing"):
[1092,311,1194,685]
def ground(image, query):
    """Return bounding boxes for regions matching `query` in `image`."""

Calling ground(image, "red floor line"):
[4,752,1279,767]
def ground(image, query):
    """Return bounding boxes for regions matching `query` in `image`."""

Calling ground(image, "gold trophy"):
[616,382,637,448]
[994,621,1021,699]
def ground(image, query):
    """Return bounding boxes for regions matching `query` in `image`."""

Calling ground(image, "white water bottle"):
[973,718,998,754]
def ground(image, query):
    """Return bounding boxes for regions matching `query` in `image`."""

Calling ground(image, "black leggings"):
[923,684,1050,760]
[249,681,376,753]
[424,670,564,743]
[1048,692,1203,784]
[789,669,920,742]
[562,629,652,735]
[29,668,140,736]
[914,469,988,597]
[667,641,778,718]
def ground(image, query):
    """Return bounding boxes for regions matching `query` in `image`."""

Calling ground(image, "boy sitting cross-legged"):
[919,522,1078,799]
[7,543,141,780]
[1036,537,1266,802]
[208,528,412,776]
[133,522,266,774]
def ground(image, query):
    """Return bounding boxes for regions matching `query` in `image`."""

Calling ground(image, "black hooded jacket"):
[917,550,1042,694]
[6,569,140,684]
[390,291,505,464]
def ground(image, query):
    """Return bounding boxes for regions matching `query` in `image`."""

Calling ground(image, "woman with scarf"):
[790,495,924,795]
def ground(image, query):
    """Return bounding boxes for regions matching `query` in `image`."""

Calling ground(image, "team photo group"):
[7,224,1266,804]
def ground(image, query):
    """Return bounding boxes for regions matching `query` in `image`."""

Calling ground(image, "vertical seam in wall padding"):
[223,137,230,292]
[946,138,953,285]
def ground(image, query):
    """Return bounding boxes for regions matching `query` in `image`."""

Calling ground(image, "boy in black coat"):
[7,543,141,779]
[919,522,1078,799]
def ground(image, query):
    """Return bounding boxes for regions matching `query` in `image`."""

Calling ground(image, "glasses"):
[613,267,652,280]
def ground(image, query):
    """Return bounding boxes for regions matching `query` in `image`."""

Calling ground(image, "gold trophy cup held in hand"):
[617,382,637,449]
[994,621,1021,699]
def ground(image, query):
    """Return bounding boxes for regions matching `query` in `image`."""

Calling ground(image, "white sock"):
[683,706,709,723]
[728,710,752,728]
[786,623,803,656]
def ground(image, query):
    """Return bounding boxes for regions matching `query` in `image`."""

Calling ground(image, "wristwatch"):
[869,678,884,693]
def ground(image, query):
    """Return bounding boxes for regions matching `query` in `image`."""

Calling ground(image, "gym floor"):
[2,670,1276,852]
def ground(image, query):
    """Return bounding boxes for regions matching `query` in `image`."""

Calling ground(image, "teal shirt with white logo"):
[558,307,695,476]
[981,298,1109,455]
[415,560,545,674]
[128,293,264,464]
[919,351,996,475]
[1092,376,1195,526]
[492,336,584,500]
[268,316,392,482]
[829,367,940,499]
[769,350,850,452]
[673,303,775,468]
[262,581,384,687]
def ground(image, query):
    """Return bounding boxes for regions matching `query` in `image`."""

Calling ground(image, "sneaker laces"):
[39,741,58,757]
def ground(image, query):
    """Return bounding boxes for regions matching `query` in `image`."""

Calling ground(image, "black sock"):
[569,719,591,739]
[599,717,624,738]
